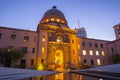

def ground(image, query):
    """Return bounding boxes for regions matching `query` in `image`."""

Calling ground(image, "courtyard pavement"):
[70,64,120,80]
[0,67,56,80]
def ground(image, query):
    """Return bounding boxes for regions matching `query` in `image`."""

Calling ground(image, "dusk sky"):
[0,0,120,41]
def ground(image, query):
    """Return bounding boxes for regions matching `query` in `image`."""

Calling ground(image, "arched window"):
[57,36,62,42]
[51,18,54,22]
[56,18,60,22]
[97,59,101,65]
[42,36,45,42]
[45,19,49,22]
[91,59,94,65]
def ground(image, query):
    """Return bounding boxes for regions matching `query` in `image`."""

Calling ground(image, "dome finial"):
[52,5,57,9]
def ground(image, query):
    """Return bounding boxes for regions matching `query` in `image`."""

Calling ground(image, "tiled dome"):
[40,6,68,28]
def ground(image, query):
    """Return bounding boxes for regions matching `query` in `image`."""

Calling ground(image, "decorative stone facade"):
[0,6,120,70]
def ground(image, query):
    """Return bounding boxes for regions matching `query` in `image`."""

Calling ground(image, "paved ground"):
[1,64,120,80]
[0,67,57,80]
[70,64,120,80]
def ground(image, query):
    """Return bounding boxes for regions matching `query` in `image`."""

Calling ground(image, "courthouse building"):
[0,6,120,70]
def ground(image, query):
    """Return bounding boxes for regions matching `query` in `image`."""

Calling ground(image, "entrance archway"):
[55,50,63,71]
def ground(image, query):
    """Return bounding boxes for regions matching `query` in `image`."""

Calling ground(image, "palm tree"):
[0,47,27,67]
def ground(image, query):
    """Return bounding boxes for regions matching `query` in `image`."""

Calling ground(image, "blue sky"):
[0,0,120,40]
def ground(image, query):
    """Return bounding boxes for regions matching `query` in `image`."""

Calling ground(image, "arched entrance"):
[55,50,63,71]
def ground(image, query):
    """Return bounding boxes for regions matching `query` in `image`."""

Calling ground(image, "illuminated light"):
[55,73,63,80]
[56,18,60,22]
[42,36,45,41]
[7,47,14,52]
[89,50,93,55]
[55,50,63,71]
[61,20,65,23]
[99,79,103,80]
[57,38,61,42]
[96,51,99,56]
[78,44,80,49]
[57,37,62,42]
[80,75,83,80]
[42,38,45,41]
[83,50,86,55]
[51,18,54,21]
[42,48,44,53]
[119,34,120,37]
[7,48,11,52]
[102,51,105,56]
[67,68,70,71]
[45,19,49,22]
[37,63,44,70]
[97,59,101,65]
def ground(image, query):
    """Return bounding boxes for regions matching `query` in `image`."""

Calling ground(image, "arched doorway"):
[55,50,63,71]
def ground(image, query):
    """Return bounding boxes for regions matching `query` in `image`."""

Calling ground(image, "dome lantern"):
[52,6,57,9]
